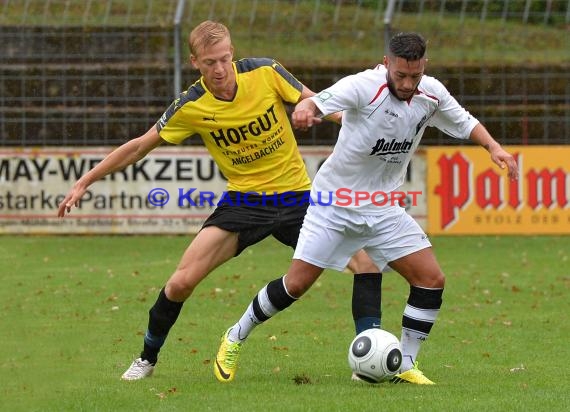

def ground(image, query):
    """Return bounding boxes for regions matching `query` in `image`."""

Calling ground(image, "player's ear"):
[190,54,198,69]
[383,55,389,67]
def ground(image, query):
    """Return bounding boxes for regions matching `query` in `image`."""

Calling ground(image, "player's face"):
[191,37,235,97]
[383,56,426,101]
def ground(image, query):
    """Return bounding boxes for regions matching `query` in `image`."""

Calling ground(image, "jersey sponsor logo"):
[209,105,278,148]
[369,137,413,156]
[230,135,284,165]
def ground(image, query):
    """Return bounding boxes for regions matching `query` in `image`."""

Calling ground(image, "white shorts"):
[293,205,431,271]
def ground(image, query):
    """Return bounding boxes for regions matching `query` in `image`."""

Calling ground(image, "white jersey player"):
[310,64,479,213]
[215,32,519,385]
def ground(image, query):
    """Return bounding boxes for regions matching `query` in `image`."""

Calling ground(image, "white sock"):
[399,329,426,371]
[227,303,258,343]
[400,303,440,371]
[227,283,279,343]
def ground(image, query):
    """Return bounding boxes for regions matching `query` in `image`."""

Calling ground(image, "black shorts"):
[202,191,310,256]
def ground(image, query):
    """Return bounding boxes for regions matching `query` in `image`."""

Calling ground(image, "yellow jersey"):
[156,58,311,193]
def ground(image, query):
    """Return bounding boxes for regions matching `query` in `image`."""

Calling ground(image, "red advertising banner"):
[427,146,570,235]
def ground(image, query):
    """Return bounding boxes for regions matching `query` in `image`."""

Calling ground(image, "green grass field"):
[1,235,569,411]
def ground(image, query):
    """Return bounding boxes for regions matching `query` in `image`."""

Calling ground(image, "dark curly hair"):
[388,32,426,61]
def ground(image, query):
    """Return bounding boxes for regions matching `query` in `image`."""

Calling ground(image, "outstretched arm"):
[291,94,324,131]
[295,85,341,127]
[57,126,164,217]
[469,123,519,180]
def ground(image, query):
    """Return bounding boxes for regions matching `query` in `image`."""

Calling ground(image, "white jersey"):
[311,64,479,214]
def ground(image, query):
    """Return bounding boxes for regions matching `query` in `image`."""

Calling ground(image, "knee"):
[284,271,319,298]
[165,275,195,301]
[283,276,307,298]
[425,270,446,289]
[405,268,445,289]
[282,261,324,298]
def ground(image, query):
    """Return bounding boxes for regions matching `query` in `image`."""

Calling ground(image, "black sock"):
[352,273,382,334]
[140,287,184,364]
[251,276,297,323]
[402,285,443,336]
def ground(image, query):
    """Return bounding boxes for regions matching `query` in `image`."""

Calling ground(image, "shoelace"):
[223,342,241,368]
[411,361,424,373]
[128,360,150,374]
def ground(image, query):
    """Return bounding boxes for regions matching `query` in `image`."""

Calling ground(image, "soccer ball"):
[347,328,402,383]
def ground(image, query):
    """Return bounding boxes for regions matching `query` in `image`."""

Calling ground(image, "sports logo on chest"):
[384,108,399,118]
[209,105,278,148]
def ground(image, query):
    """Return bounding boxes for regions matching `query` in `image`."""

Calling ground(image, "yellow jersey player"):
[57,20,382,381]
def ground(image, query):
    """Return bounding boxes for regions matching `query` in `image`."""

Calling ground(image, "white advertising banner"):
[0,147,426,234]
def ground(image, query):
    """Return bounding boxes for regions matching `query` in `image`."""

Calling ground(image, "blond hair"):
[188,20,231,57]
